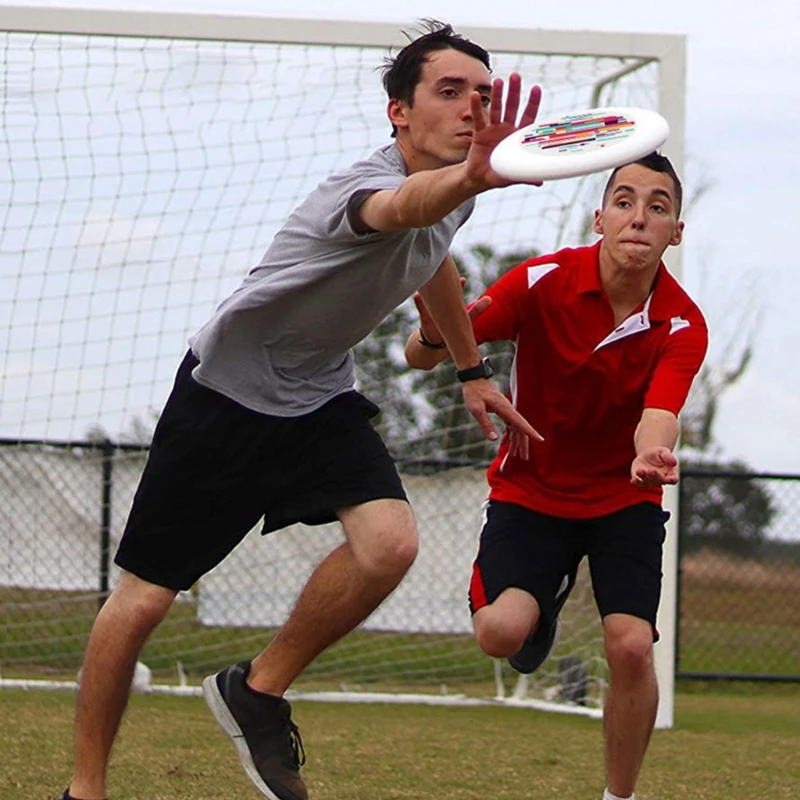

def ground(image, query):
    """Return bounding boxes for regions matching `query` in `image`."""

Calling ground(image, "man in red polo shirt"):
[406,152,707,800]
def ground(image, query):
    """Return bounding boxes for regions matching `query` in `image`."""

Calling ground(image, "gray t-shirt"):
[188,144,475,416]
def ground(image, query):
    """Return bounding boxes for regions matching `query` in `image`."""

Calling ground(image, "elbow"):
[404,343,436,372]
[405,352,435,372]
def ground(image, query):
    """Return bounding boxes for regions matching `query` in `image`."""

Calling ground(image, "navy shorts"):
[114,351,408,591]
[469,499,670,637]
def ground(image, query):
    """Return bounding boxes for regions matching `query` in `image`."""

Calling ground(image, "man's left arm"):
[631,408,680,487]
[413,254,542,455]
[631,317,709,487]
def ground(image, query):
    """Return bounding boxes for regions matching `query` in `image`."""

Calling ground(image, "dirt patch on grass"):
[682,549,800,591]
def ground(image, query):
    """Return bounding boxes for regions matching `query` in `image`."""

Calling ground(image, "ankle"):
[603,789,635,800]
[61,790,108,800]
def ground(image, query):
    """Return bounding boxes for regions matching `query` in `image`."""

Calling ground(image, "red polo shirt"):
[473,241,708,518]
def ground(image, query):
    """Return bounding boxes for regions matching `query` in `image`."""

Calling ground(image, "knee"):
[474,613,531,659]
[357,524,419,581]
[103,574,176,633]
[604,621,654,679]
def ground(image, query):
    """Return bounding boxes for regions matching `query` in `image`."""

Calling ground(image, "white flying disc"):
[490,107,670,182]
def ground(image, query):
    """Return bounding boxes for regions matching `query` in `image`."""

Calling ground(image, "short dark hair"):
[380,19,491,137]
[602,151,683,218]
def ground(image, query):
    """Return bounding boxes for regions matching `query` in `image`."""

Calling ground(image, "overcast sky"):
[4,0,799,472]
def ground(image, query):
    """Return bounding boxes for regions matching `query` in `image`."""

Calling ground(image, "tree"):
[84,408,159,446]
[675,259,774,557]
[680,460,778,557]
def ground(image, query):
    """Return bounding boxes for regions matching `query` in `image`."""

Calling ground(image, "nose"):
[631,202,646,229]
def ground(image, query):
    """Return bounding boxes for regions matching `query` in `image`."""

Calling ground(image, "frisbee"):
[490,106,669,182]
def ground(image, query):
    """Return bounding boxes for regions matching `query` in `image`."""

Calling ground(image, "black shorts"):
[469,500,670,637]
[114,351,408,591]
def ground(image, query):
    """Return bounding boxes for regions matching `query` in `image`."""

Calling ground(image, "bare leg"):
[69,572,176,800]
[248,498,418,696]
[603,613,658,798]
[472,587,539,658]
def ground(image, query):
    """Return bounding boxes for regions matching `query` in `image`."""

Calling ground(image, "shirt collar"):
[577,240,679,322]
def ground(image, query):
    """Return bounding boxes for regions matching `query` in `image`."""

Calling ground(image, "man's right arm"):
[358,165,483,233]
[357,75,542,233]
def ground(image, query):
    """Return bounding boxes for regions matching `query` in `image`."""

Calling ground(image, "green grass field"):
[4,565,798,686]
[2,684,799,800]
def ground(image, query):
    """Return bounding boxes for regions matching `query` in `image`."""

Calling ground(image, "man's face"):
[594,164,684,271]
[389,48,492,170]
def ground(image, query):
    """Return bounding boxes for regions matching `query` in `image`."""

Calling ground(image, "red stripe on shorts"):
[469,562,488,611]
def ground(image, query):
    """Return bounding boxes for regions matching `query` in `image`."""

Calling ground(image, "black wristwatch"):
[456,357,494,383]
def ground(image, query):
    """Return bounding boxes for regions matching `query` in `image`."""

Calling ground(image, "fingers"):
[631,465,679,487]
[485,74,529,128]
[467,295,492,319]
[518,84,542,129]
[471,90,488,132]
[487,395,543,445]
[488,77,504,126]
[661,450,679,468]
[462,382,542,450]
[471,408,499,442]
[507,426,530,461]
[502,73,521,126]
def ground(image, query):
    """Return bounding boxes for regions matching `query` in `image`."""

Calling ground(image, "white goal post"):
[0,5,685,728]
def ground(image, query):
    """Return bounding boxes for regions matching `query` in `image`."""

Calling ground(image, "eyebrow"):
[434,75,492,94]
[612,184,673,203]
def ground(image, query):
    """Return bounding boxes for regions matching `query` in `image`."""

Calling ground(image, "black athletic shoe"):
[507,568,577,675]
[203,661,307,800]
[57,790,106,800]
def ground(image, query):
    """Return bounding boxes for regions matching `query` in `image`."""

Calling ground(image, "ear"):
[592,208,604,236]
[669,220,685,247]
[388,98,410,133]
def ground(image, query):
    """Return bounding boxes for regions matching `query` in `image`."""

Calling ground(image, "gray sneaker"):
[203,661,307,800]
[507,568,577,675]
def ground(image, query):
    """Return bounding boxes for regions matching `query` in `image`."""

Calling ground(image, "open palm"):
[466,73,542,188]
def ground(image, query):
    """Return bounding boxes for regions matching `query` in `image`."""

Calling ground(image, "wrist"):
[456,357,493,383]
[417,329,446,350]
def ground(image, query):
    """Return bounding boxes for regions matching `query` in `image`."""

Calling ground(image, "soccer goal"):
[0,6,685,728]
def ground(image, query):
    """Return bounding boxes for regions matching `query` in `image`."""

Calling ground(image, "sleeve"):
[644,313,709,415]
[324,160,406,241]
[470,257,542,345]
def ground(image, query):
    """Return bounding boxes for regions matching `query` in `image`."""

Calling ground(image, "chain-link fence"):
[2,440,798,687]
[677,468,800,681]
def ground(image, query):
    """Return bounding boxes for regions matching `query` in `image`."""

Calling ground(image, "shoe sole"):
[508,618,562,674]
[202,674,281,800]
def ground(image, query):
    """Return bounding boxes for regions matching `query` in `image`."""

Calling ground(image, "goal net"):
[0,8,685,723]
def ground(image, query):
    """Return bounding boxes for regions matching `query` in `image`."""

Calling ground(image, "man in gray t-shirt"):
[188,143,474,416]
[61,22,544,800]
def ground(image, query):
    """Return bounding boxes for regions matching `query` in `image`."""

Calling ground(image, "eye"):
[617,199,631,208]
[479,94,491,107]
[651,204,666,213]
[440,88,459,98]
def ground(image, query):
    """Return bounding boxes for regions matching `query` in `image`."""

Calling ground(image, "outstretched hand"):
[461,378,543,460]
[631,446,679,488]
[412,278,541,457]
[466,73,542,189]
